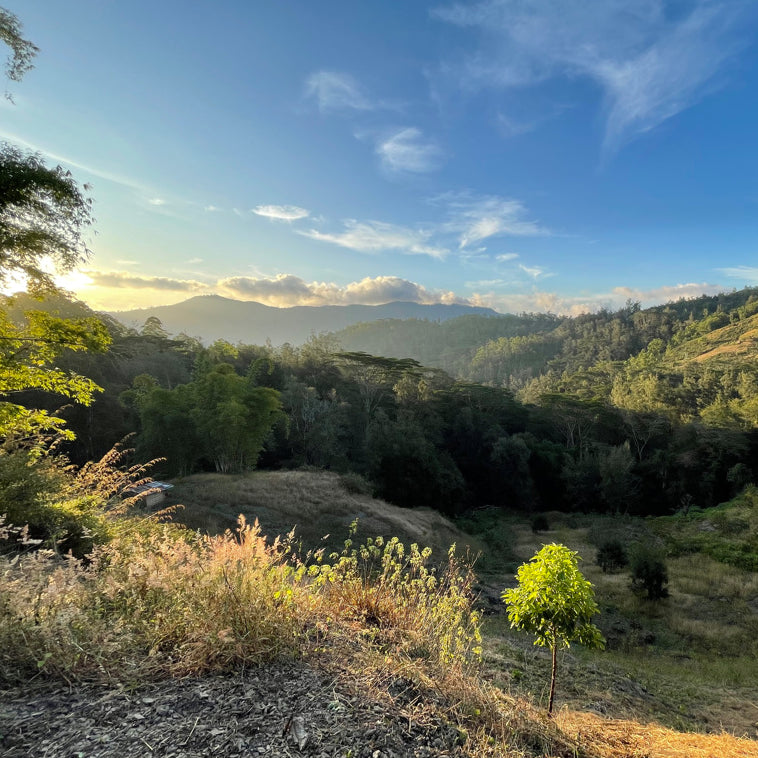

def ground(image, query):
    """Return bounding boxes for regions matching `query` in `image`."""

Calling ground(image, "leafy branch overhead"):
[0,7,107,439]
[0,6,37,94]
[0,145,94,293]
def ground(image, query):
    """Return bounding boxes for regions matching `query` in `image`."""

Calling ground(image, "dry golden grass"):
[673,554,758,600]
[6,473,758,756]
[693,342,754,362]
[168,469,482,559]
[0,515,484,680]
[558,710,758,757]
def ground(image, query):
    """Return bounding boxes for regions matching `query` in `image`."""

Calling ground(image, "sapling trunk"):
[548,638,557,716]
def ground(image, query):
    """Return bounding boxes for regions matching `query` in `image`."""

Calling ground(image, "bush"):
[629,542,669,599]
[531,513,549,533]
[339,471,373,496]
[596,539,628,573]
[316,525,482,666]
[0,440,163,557]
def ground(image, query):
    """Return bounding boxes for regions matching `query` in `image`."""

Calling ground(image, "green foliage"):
[656,486,758,571]
[531,513,549,533]
[16,281,758,522]
[192,364,281,473]
[0,437,165,556]
[596,538,628,573]
[629,542,669,599]
[0,299,111,438]
[503,544,605,650]
[502,543,604,714]
[0,7,38,94]
[132,363,282,475]
[0,144,93,293]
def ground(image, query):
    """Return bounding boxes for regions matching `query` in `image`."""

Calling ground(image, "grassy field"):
[476,508,758,738]
[164,471,758,740]
[164,469,483,560]
[5,469,758,756]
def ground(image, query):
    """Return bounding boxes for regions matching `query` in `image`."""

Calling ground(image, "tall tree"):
[0,7,107,439]
[502,544,604,715]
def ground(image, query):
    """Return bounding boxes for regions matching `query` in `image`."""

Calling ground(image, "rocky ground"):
[0,661,465,758]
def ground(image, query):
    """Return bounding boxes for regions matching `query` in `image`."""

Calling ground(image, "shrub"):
[596,539,628,573]
[315,525,482,666]
[0,438,160,557]
[531,513,549,533]
[339,471,373,496]
[629,542,669,599]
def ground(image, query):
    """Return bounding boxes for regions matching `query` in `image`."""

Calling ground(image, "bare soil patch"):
[0,659,464,758]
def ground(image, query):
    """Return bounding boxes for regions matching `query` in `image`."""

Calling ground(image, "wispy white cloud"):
[496,113,537,138]
[305,71,377,113]
[434,0,750,150]
[252,204,310,222]
[300,220,448,258]
[0,131,148,192]
[0,131,194,216]
[204,205,221,212]
[518,263,551,279]
[718,265,758,283]
[276,193,544,259]
[83,270,210,293]
[440,193,548,247]
[465,278,508,288]
[376,128,443,173]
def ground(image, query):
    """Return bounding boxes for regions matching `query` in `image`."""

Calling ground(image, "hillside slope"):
[165,469,482,558]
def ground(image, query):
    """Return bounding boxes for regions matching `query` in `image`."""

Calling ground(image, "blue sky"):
[4,0,758,313]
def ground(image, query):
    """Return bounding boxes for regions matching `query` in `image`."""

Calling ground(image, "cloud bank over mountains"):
[77,268,726,318]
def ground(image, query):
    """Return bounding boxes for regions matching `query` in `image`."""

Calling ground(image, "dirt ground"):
[0,660,464,758]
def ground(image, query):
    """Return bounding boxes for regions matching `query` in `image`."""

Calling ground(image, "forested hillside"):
[336,288,758,425]
[9,288,758,528]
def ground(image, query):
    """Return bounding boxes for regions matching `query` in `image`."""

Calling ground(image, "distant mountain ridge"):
[110,295,500,345]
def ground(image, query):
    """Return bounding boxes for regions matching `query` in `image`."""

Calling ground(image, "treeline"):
[336,288,758,427]
[12,292,758,520]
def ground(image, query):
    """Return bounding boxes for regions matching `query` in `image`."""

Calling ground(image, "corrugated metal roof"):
[125,481,174,496]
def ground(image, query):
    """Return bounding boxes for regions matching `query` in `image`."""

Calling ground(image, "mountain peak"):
[109,298,499,344]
